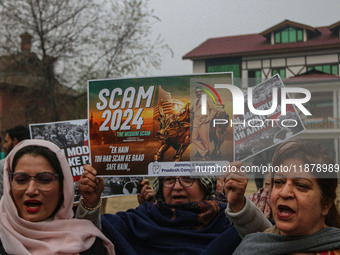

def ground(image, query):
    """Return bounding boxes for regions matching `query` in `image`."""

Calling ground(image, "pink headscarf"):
[0,140,115,255]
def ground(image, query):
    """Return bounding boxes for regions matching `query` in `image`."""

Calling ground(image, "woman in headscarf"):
[0,139,115,255]
[233,140,340,255]
[76,162,271,255]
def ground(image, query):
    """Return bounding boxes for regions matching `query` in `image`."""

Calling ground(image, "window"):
[207,64,240,77]
[275,33,280,44]
[272,68,286,78]
[274,27,303,44]
[307,64,339,75]
[248,70,261,86]
[206,62,241,86]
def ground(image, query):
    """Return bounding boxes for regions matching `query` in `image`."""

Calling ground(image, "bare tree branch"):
[0,0,171,122]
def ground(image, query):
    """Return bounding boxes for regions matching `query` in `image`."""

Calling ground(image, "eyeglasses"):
[162,177,195,188]
[9,172,59,191]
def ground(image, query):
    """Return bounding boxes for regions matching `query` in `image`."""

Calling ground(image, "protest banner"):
[88,73,234,176]
[234,74,306,161]
[29,119,142,201]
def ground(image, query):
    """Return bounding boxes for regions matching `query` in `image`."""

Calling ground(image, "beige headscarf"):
[0,139,115,255]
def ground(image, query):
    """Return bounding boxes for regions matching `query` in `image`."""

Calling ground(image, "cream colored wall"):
[306,54,338,65]
[189,49,340,93]
[287,56,305,66]
[242,51,340,79]
[271,58,285,67]
[192,60,205,73]
[247,60,262,69]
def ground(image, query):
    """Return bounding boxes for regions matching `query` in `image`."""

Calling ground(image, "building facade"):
[183,20,340,162]
[0,33,82,135]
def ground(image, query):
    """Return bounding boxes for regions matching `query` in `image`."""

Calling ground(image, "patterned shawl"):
[248,187,272,219]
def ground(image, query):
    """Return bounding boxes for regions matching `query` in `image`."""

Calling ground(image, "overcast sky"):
[148,0,340,76]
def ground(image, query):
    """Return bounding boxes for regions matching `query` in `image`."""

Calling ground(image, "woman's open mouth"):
[171,195,187,203]
[277,205,295,219]
[24,200,42,213]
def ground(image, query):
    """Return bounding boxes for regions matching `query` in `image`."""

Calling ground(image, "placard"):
[29,119,142,200]
[88,73,234,176]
